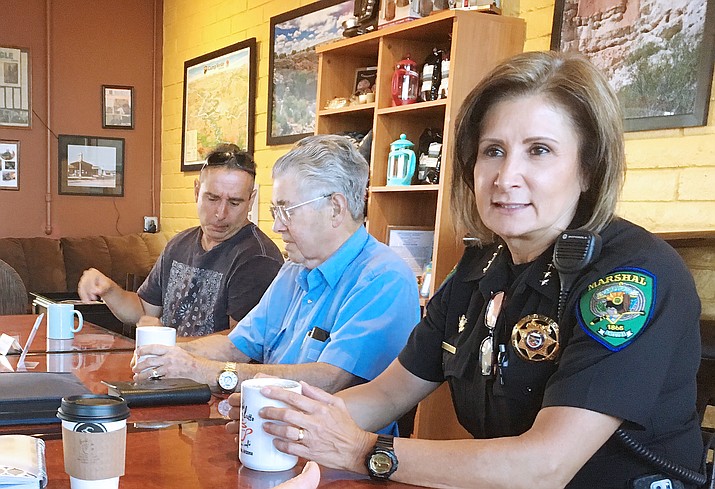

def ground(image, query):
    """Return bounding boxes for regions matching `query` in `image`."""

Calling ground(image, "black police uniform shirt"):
[399,218,702,489]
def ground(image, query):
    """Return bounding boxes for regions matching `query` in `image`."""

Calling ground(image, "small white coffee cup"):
[47,303,84,340]
[134,326,176,365]
[239,378,302,472]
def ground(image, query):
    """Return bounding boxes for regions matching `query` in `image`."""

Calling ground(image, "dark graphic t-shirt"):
[138,224,283,336]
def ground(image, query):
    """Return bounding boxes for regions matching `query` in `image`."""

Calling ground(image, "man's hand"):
[275,461,320,489]
[136,315,163,327]
[226,392,242,441]
[132,344,217,385]
[77,268,116,302]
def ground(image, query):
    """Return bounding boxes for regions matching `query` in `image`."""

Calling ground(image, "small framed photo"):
[102,85,134,129]
[0,140,19,190]
[0,46,31,128]
[143,216,158,233]
[58,134,124,197]
[354,66,378,95]
[386,226,435,277]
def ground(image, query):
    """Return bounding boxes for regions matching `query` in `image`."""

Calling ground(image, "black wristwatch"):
[366,434,398,480]
[217,361,239,393]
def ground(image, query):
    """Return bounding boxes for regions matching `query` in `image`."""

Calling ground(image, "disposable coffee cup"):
[57,394,130,489]
[239,378,302,472]
[134,326,176,364]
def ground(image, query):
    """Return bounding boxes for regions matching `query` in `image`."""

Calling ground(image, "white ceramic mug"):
[239,378,302,472]
[47,303,84,340]
[134,326,176,364]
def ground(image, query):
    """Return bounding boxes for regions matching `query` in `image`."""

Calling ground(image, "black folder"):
[102,378,212,407]
[0,372,91,426]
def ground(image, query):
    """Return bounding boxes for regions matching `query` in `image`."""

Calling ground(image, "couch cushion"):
[19,238,66,293]
[140,232,171,263]
[103,234,154,286]
[61,236,113,293]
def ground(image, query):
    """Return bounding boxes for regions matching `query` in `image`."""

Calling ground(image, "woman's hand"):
[258,381,376,474]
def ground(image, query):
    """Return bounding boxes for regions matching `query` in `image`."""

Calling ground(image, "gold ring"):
[297,428,305,442]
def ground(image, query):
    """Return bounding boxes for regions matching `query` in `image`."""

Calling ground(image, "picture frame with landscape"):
[551,0,715,132]
[181,39,256,171]
[266,0,353,146]
[58,135,124,197]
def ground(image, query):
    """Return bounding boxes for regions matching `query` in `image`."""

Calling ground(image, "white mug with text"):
[239,378,302,472]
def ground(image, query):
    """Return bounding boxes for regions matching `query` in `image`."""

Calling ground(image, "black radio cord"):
[616,428,707,486]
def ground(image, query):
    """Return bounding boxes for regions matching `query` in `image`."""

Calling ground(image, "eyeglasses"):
[201,150,256,176]
[269,194,333,225]
[480,291,504,377]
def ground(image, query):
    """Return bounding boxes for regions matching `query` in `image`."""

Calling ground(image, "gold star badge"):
[458,315,468,333]
[511,314,560,361]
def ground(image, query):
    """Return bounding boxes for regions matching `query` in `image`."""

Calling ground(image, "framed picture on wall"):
[181,38,257,171]
[386,226,435,277]
[102,85,134,129]
[0,46,31,128]
[267,0,354,146]
[551,0,715,132]
[58,135,125,197]
[0,140,19,190]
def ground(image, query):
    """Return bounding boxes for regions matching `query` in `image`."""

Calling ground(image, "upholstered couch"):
[0,232,171,309]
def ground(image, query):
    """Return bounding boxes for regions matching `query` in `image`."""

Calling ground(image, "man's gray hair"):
[272,135,368,220]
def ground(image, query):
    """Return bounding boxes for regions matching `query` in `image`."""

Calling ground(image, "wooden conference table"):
[0,315,421,489]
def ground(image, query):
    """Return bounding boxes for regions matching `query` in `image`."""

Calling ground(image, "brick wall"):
[517,0,715,234]
[160,0,715,244]
[161,0,298,242]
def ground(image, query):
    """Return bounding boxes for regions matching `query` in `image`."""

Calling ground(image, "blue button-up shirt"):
[229,226,420,381]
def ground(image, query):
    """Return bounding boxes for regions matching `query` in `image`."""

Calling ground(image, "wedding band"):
[297,428,305,442]
[150,368,160,379]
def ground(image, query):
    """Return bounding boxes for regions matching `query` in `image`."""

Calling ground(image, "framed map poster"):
[181,38,256,171]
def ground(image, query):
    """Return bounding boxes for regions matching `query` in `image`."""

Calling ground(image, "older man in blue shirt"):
[133,135,420,398]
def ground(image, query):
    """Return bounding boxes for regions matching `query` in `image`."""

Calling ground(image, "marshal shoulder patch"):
[577,268,655,351]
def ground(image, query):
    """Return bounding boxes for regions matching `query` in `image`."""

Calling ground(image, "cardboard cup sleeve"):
[62,426,126,480]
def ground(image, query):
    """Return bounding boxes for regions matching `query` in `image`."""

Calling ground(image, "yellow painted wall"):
[161,0,715,244]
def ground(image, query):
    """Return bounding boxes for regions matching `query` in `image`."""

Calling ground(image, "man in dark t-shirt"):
[78,146,284,336]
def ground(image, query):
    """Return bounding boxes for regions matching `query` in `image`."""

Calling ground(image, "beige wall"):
[161,0,715,248]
